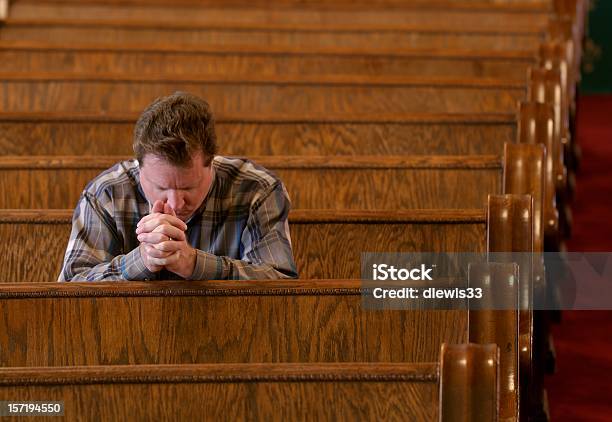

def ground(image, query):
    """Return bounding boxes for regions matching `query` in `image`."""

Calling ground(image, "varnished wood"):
[0,42,536,80]
[503,142,546,254]
[528,67,569,169]
[0,342,503,421]
[0,155,501,209]
[487,194,534,422]
[0,19,544,50]
[0,112,518,156]
[518,101,561,243]
[0,39,540,58]
[0,280,466,366]
[547,17,580,88]
[528,67,573,239]
[468,262,519,421]
[539,40,577,177]
[0,362,440,383]
[0,343,505,420]
[0,283,508,418]
[539,41,573,125]
[0,74,526,114]
[440,343,500,422]
[10,0,551,13]
[0,71,528,86]
[1,17,546,34]
[0,209,487,282]
[7,2,550,28]
[0,363,440,420]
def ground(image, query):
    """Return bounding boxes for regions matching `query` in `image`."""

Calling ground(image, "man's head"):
[134,92,218,221]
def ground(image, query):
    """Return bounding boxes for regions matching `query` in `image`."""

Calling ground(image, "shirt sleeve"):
[189,182,298,280]
[58,192,156,282]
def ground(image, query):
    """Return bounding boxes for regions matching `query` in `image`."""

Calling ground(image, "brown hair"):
[133,92,218,167]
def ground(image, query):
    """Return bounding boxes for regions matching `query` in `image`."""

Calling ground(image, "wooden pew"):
[0,155,502,210]
[6,1,550,28]
[7,0,552,11]
[0,111,519,156]
[0,279,498,367]
[6,0,581,55]
[0,191,535,283]
[0,17,544,50]
[0,108,558,226]
[0,195,533,284]
[0,73,526,114]
[0,208,489,282]
[0,41,538,80]
[0,344,500,421]
[0,145,547,229]
[0,275,513,418]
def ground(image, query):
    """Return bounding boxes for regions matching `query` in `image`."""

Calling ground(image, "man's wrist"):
[184,247,198,279]
[122,246,157,280]
[189,249,224,280]
[170,246,198,279]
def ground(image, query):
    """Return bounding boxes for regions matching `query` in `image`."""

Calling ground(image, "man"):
[59,92,298,281]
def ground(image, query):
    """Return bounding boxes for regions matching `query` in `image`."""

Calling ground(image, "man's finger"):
[136,212,166,228]
[148,252,180,266]
[150,240,184,252]
[151,224,186,241]
[152,200,164,214]
[137,223,185,241]
[164,203,176,217]
[138,232,171,244]
[136,216,187,234]
[143,244,174,259]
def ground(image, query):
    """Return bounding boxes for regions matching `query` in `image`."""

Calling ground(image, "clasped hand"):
[136,200,196,279]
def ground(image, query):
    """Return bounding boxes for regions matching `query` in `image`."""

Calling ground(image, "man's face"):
[139,152,214,222]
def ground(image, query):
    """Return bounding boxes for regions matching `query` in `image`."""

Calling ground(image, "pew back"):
[0,43,537,79]
[0,155,501,209]
[0,112,518,156]
[0,74,526,114]
[0,209,487,282]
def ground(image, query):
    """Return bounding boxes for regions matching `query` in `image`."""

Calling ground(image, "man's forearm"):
[189,250,298,280]
[59,247,157,281]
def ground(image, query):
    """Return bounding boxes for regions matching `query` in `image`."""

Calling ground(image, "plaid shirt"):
[59,156,298,281]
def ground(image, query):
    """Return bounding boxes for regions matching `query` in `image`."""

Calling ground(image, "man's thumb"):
[152,200,164,213]
[164,203,176,217]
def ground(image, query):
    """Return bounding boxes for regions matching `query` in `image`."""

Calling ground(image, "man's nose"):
[166,190,185,211]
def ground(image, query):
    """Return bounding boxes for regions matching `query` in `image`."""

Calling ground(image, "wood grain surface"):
[7,2,550,28]
[0,112,517,156]
[0,78,526,114]
[0,46,535,79]
[0,364,439,420]
[0,21,543,50]
[0,209,486,282]
[8,0,551,12]
[439,343,500,422]
[0,281,466,366]
[0,155,501,209]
